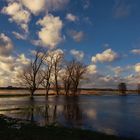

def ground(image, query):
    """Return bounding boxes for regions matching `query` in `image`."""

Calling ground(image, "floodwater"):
[0,92,140,139]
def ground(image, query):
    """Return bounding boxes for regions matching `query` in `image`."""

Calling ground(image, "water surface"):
[0,94,140,139]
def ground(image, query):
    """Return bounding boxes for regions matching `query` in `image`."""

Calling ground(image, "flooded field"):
[0,93,140,139]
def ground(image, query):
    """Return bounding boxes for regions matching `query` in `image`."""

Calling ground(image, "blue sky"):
[0,0,139,88]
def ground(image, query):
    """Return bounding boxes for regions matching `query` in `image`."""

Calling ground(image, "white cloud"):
[16,54,30,65]
[31,40,41,46]
[83,63,140,89]
[135,63,140,73]
[87,64,97,74]
[66,13,78,22]
[21,0,46,15]
[110,66,123,76]
[0,33,13,56]
[48,49,64,60]
[21,0,69,14]
[2,2,31,32]
[0,53,30,87]
[0,56,15,73]
[70,49,84,61]
[37,14,63,48]
[2,0,69,33]
[12,31,27,40]
[45,0,69,11]
[69,30,84,42]
[0,32,30,86]
[91,49,118,63]
[131,49,140,55]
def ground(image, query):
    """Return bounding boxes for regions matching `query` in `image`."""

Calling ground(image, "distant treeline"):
[0,87,138,93]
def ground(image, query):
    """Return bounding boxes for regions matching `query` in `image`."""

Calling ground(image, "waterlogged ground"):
[0,94,140,139]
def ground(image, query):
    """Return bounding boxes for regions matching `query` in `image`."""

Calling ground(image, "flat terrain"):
[0,88,138,97]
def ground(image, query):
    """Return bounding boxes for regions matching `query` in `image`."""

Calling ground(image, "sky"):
[0,0,140,89]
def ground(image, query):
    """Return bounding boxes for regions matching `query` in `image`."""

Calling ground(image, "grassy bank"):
[0,115,135,140]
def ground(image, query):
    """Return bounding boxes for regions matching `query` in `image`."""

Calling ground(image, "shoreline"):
[0,114,135,140]
[0,93,139,98]
[0,94,138,98]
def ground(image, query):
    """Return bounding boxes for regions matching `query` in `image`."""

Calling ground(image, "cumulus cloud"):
[135,63,140,73]
[2,0,69,34]
[0,33,13,56]
[42,49,64,64]
[70,49,84,61]
[91,49,118,63]
[0,32,30,86]
[69,30,84,42]
[83,63,140,89]
[84,73,134,89]
[21,0,69,14]
[131,49,140,55]
[0,56,15,73]
[37,14,63,48]
[110,66,123,76]
[2,2,31,32]
[66,13,78,22]
[45,0,69,11]
[21,0,45,15]
[87,64,97,74]
[0,53,30,87]
[48,49,64,58]
[16,54,30,65]
[83,73,120,89]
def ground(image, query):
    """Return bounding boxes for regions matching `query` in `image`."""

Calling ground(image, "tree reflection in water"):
[63,96,83,127]
[42,96,59,126]
[17,96,83,127]
[19,98,42,123]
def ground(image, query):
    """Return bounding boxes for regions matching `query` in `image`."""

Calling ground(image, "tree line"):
[19,49,140,98]
[19,49,87,99]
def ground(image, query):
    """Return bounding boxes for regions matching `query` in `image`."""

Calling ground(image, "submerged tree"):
[41,52,54,97]
[20,49,46,98]
[51,50,64,95]
[63,96,83,125]
[61,62,73,95]
[68,60,87,95]
[118,82,127,95]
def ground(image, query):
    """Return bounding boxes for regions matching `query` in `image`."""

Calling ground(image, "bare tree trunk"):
[55,74,59,95]
[72,82,79,96]
[65,89,69,96]
[45,88,49,96]
[30,90,35,99]
[45,84,50,97]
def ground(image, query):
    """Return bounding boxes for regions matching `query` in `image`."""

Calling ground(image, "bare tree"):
[20,49,46,98]
[41,52,54,97]
[68,60,87,95]
[51,50,63,95]
[61,62,72,95]
[118,82,127,95]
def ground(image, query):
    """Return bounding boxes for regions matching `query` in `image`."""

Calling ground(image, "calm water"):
[0,94,140,139]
